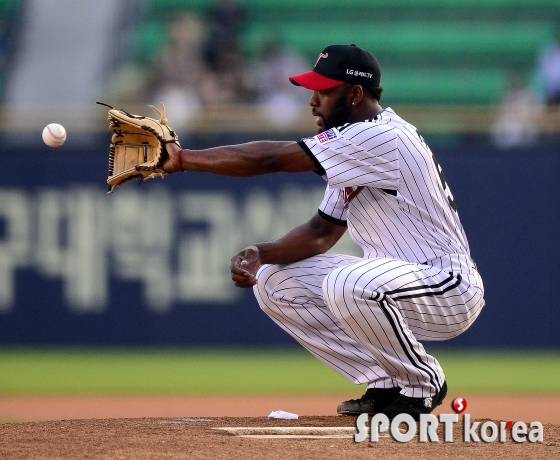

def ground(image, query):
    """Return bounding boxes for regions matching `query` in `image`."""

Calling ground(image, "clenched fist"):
[230,245,261,288]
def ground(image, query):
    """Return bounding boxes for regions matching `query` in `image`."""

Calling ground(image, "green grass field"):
[0,347,558,395]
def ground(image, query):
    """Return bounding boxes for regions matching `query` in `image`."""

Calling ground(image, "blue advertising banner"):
[0,134,558,347]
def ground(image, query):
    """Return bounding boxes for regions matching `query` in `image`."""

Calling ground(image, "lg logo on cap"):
[346,69,373,79]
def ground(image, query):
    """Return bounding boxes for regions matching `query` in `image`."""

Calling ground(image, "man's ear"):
[351,85,364,105]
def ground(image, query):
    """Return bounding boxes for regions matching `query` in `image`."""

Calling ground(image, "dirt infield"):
[1,415,559,460]
[1,393,560,423]
[1,395,560,459]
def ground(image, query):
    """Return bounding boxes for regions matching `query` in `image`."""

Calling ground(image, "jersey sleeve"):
[298,122,399,189]
[318,183,347,225]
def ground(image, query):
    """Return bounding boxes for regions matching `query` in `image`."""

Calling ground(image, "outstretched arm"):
[163,141,317,176]
[230,212,347,288]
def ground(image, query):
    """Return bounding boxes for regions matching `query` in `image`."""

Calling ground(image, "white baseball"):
[42,123,67,147]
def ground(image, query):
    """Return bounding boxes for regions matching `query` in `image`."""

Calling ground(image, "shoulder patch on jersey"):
[315,128,341,144]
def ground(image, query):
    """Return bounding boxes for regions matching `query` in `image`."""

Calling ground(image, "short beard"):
[319,93,352,132]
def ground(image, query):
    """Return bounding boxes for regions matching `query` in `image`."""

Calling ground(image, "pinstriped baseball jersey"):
[298,107,470,272]
[254,106,485,402]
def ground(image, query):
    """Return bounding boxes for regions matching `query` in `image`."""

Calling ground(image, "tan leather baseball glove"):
[97,102,181,193]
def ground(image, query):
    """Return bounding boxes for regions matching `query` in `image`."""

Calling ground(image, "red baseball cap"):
[289,44,381,91]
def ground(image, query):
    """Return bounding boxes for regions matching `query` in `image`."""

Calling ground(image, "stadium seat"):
[136,0,560,105]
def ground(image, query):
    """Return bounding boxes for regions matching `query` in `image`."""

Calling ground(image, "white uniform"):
[254,108,485,398]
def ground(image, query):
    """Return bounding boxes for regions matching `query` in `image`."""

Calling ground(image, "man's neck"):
[350,101,383,123]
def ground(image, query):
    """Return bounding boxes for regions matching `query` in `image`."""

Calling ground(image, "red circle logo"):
[451,397,467,414]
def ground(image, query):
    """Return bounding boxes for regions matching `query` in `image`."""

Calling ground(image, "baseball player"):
[162,44,485,419]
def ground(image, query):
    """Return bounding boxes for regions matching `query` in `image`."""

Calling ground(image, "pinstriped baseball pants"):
[254,254,484,399]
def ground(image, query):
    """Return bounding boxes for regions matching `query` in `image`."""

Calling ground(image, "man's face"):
[310,84,353,133]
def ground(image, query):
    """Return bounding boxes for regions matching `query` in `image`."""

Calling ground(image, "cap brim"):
[289,71,345,90]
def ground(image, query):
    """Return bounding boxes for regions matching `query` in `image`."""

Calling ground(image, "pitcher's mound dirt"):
[1,395,560,459]
[1,416,559,460]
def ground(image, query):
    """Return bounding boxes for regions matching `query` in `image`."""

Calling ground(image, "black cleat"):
[337,387,401,416]
[381,381,448,421]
